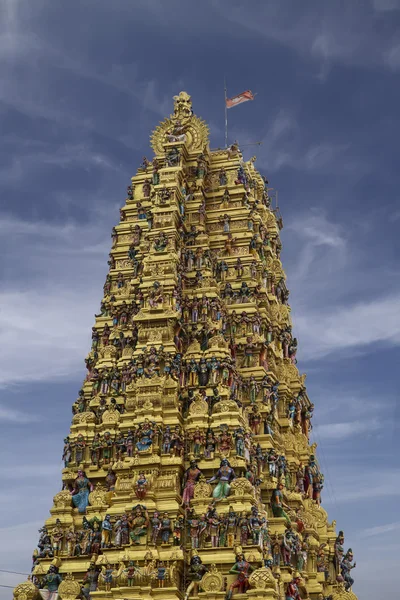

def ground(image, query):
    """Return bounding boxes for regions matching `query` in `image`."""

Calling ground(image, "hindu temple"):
[13,92,358,600]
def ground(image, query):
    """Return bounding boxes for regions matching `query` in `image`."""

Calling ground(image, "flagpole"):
[224,78,228,148]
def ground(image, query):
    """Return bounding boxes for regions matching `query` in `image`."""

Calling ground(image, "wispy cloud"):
[0,139,123,188]
[247,111,354,175]
[384,43,400,70]
[0,520,43,574]
[295,293,400,360]
[324,469,400,504]
[0,212,110,387]
[0,464,60,479]
[0,405,38,424]
[211,0,400,73]
[282,211,400,361]
[314,419,382,440]
[359,520,400,537]
[372,0,400,11]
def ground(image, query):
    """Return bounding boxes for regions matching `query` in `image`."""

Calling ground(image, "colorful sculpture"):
[285,576,302,600]
[184,554,208,600]
[182,460,202,506]
[207,459,237,500]
[341,549,356,591]
[225,551,253,600]
[270,483,291,523]
[129,505,149,545]
[38,565,62,600]
[71,470,93,514]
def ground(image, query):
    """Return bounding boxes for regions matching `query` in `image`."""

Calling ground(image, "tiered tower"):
[13,92,358,600]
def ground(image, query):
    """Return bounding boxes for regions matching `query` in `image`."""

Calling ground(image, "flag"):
[226,90,255,109]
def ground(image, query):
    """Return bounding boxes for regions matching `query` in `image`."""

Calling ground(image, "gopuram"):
[13,92,358,600]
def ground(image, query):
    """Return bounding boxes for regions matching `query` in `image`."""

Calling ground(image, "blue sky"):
[0,0,399,597]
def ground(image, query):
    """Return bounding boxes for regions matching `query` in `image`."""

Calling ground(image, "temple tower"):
[13,92,358,600]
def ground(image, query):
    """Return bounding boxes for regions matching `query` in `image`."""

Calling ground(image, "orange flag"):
[226,90,255,108]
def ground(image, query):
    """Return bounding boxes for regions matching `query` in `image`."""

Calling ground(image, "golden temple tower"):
[13,92,358,600]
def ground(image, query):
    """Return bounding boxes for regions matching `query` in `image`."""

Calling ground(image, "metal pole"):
[224,78,228,148]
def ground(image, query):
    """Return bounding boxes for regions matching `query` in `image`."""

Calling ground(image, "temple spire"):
[13,92,357,600]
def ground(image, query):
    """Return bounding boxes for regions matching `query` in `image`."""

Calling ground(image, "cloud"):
[0,521,43,594]
[284,212,348,289]
[372,0,400,10]
[294,293,400,360]
[384,43,400,70]
[0,22,176,137]
[0,139,123,188]
[210,0,399,73]
[282,212,400,361]
[314,419,382,440]
[323,469,400,504]
[0,18,175,151]
[249,111,353,175]
[359,520,400,537]
[311,386,394,425]
[0,212,110,387]
[290,214,346,249]
[0,464,60,479]
[0,405,38,424]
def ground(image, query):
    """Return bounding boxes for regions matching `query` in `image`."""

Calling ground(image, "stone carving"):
[186,339,202,355]
[102,408,120,424]
[248,567,277,590]
[208,334,229,350]
[212,399,239,414]
[189,395,208,416]
[332,585,358,600]
[88,483,109,507]
[13,580,38,600]
[58,574,81,600]
[52,490,72,509]
[150,92,209,155]
[193,478,212,499]
[72,411,95,424]
[230,477,254,497]
[200,564,223,592]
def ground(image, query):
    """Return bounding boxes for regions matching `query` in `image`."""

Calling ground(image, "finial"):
[173,91,193,121]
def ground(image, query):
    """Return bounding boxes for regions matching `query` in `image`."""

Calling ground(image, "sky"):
[0,0,399,597]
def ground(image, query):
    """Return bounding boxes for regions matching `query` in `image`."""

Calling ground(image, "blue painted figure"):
[136,419,155,452]
[207,459,237,501]
[341,549,356,591]
[71,470,93,514]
